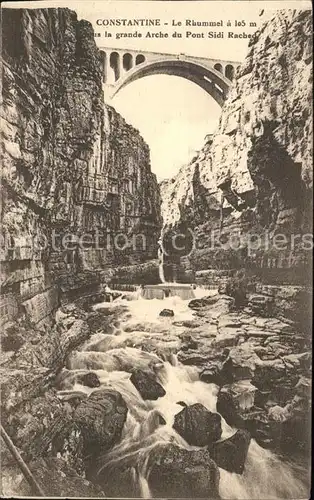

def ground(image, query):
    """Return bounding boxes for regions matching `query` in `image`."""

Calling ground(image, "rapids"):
[64,290,309,499]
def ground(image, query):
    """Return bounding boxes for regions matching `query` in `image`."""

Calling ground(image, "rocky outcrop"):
[0,313,91,411]
[1,455,105,498]
[1,7,161,330]
[186,290,311,453]
[160,10,312,281]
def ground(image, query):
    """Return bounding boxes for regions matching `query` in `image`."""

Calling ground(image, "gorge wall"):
[1,8,161,329]
[161,9,312,284]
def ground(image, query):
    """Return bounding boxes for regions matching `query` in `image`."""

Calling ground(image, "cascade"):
[141,235,195,300]
[59,292,309,499]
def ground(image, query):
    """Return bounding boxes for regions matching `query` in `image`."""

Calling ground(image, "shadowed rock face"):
[208,429,251,474]
[1,7,161,328]
[130,369,166,400]
[1,456,105,498]
[160,10,312,280]
[148,443,220,499]
[74,389,128,456]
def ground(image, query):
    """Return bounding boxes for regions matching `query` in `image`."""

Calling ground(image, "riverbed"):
[61,289,310,499]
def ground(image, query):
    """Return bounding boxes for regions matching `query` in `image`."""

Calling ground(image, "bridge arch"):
[110,58,231,106]
[123,53,133,71]
[214,63,223,74]
[135,54,145,65]
[110,52,120,81]
[225,64,235,81]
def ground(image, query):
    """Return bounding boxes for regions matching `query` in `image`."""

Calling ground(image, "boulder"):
[252,359,288,391]
[177,351,209,366]
[96,462,142,498]
[159,309,174,317]
[130,370,166,400]
[199,364,225,386]
[221,345,260,382]
[173,403,222,446]
[216,381,258,427]
[208,429,251,474]
[188,294,220,310]
[76,371,101,388]
[148,443,220,498]
[74,389,128,457]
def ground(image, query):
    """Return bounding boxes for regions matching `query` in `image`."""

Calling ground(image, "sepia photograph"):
[0,0,312,498]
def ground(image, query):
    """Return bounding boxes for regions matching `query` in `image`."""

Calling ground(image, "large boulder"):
[148,444,220,498]
[95,462,142,498]
[220,345,261,382]
[216,381,258,427]
[130,370,166,400]
[173,403,222,446]
[74,389,128,457]
[159,308,174,317]
[208,429,251,474]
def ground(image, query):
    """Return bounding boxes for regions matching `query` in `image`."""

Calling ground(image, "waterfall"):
[157,236,166,284]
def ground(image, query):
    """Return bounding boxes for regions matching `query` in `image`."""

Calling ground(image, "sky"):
[4,1,311,180]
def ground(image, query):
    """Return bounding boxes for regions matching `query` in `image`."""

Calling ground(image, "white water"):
[65,291,309,499]
[157,237,166,283]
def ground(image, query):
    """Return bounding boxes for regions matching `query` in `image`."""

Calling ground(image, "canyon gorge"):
[0,6,312,500]
[161,9,312,285]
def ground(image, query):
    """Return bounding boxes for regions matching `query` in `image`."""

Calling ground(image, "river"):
[64,289,309,499]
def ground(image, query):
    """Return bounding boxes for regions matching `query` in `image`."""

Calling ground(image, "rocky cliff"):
[1,8,161,328]
[161,10,312,282]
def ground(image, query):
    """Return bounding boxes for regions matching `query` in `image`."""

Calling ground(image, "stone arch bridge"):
[100,48,242,106]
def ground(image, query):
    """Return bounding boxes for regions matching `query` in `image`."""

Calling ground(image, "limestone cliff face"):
[1,8,161,327]
[161,10,312,280]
